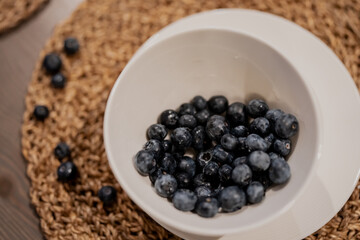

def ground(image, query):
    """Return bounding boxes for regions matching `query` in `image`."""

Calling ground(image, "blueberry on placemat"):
[33,105,49,121]
[57,161,77,182]
[43,53,62,74]
[54,142,71,160]
[98,186,117,205]
[64,37,80,55]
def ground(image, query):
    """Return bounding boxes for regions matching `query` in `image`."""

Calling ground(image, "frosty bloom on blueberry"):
[133,96,299,218]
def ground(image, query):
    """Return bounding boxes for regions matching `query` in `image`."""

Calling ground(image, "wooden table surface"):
[0,1,82,239]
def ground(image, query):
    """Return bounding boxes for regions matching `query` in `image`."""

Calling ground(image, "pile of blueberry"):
[33,37,117,206]
[134,96,298,218]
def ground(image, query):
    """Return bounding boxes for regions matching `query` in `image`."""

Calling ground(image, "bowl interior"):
[104,29,319,236]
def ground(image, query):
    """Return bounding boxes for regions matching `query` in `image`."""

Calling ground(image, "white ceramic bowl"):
[104,28,320,239]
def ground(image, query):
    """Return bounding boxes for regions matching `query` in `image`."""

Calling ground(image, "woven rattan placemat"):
[21,0,360,239]
[0,0,49,35]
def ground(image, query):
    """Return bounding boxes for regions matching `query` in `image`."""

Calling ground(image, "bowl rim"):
[104,27,322,236]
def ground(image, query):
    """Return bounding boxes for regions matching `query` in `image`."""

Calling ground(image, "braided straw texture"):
[21,0,360,239]
[0,0,49,35]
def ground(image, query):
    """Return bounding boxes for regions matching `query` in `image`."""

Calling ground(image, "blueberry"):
[245,134,269,152]
[250,117,270,136]
[195,186,212,198]
[147,124,167,141]
[178,103,197,116]
[178,156,196,177]
[248,151,271,172]
[54,142,71,160]
[203,161,219,179]
[195,109,211,125]
[191,95,207,111]
[218,164,233,183]
[246,181,265,204]
[273,139,291,156]
[43,53,62,74]
[192,126,206,150]
[265,109,284,127]
[172,189,198,211]
[64,37,80,55]
[220,133,238,151]
[149,168,164,184]
[208,96,228,114]
[269,157,291,184]
[264,133,275,148]
[226,102,247,126]
[98,186,117,205]
[212,145,232,164]
[51,73,66,89]
[134,150,156,176]
[252,173,272,190]
[57,161,77,182]
[171,127,192,149]
[154,174,178,198]
[33,105,49,121]
[159,153,176,174]
[160,110,179,129]
[144,139,164,160]
[231,164,252,186]
[232,156,247,168]
[268,152,285,162]
[175,172,192,188]
[193,173,212,188]
[218,186,246,212]
[196,150,213,169]
[275,114,299,138]
[246,99,269,118]
[206,115,229,141]
[230,125,249,138]
[162,140,172,153]
[178,114,197,129]
[195,197,219,218]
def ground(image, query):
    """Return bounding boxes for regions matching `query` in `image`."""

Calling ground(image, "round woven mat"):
[0,0,49,35]
[21,0,360,239]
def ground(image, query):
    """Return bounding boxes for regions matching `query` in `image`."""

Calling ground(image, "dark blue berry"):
[195,186,212,198]
[154,174,178,197]
[250,117,270,136]
[220,133,238,151]
[147,124,167,141]
[208,95,228,114]
[64,37,80,55]
[175,172,192,188]
[195,197,218,218]
[144,139,164,160]
[195,109,211,125]
[43,53,62,74]
[265,109,284,127]
[230,125,249,137]
[218,164,232,183]
[171,127,192,149]
[248,150,271,172]
[98,186,117,205]
[51,73,66,89]
[268,152,285,162]
[57,161,77,182]
[162,140,172,153]
[149,168,164,184]
[232,156,247,168]
[33,105,49,121]
[212,145,233,164]
[178,114,197,129]
[134,150,156,176]
[192,126,207,150]
[160,110,179,129]
[206,115,229,141]
[273,139,291,156]
[269,157,291,184]
[246,181,265,204]
[264,133,275,148]
[203,161,219,179]
[218,186,246,212]
[178,103,196,116]
[226,102,247,126]
[177,156,196,177]
[172,189,198,211]
[191,96,207,111]
[275,113,299,138]
[54,142,71,160]
[245,134,269,152]
[231,164,252,186]
[246,99,269,118]
[196,150,213,169]
[159,153,176,174]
